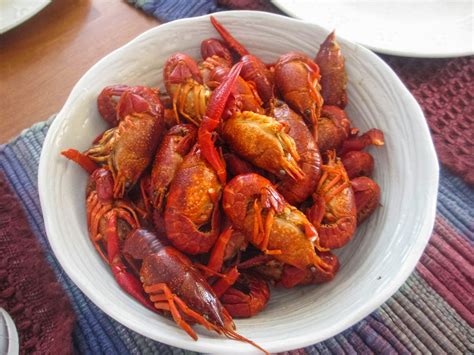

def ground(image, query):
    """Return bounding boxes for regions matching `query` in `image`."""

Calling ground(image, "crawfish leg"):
[146,283,198,340]
[205,228,241,297]
[261,208,281,255]
[212,266,240,298]
[207,227,233,272]
[61,149,99,174]
[146,283,223,340]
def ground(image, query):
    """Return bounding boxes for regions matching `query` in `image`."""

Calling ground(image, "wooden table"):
[0,0,159,143]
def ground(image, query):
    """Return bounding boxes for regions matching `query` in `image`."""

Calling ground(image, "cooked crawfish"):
[223,228,247,262]
[339,128,385,155]
[242,250,339,288]
[85,168,153,310]
[164,145,222,255]
[97,85,162,126]
[220,272,270,318]
[223,173,331,274]
[222,111,304,181]
[278,250,339,287]
[210,16,274,104]
[307,151,357,249]
[123,228,266,352]
[149,124,197,210]
[317,105,352,154]
[274,52,324,137]
[199,55,232,88]
[351,176,381,224]
[164,53,211,126]
[270,99,321,204]
[201,38,233,65]
[209,66,264,114]
[341,150,375,179]
[198,61,243,183]
[86,90,165,198]
[239,54,275,106]
[200,38,232,86]
[315,31,348,109]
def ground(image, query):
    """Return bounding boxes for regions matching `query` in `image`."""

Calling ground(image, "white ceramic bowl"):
[39,11,438,354]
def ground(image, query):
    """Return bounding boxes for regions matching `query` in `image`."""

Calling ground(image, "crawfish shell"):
[222,111,298,179]
[271,100,321,204]
[164,146,222,254]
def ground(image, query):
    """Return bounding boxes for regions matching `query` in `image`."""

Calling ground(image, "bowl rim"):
[38,10,439,353]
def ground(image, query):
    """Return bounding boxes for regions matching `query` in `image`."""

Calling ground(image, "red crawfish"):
[210,16,274,105]
[315,31,348,109]
[341,150,375,179]
[209,66,264,114]
[317,105,352,154]
[274,52,324,138]
[222,111,304,181]
[270,99,321,205]
[85,88,165,198]
[198,61,244,183]
[239,250,339,288]
[122,228,266,353]
[164,145,222,255]
[201,38,233,65]
[339,128,385,155]
[307,151,357,249]
[149,124,197,210]
[207,69,303,183]
[164,53,211,126]
[351,176,381,224]
[85,168,154,311]
[206,224,248,273]
[199,38,233,86]
[223,173,332,275]
[97,85,163,127]
[220,272,270,318]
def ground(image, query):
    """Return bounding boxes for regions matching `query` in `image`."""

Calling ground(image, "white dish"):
[0,0,51,34]
[0,308,19,355]
[271,0,474,58]
[38,11,438,353]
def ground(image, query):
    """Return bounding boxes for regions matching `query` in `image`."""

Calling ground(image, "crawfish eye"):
[304,108,312,118]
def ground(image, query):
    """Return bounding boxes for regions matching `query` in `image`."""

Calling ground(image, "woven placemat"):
[383,56,474,184]
[0,120,472,354]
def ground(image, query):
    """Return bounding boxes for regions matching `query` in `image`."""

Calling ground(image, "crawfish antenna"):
[210,16,250,57]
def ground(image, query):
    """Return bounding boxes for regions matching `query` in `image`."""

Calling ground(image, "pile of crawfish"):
[62,16,384,352]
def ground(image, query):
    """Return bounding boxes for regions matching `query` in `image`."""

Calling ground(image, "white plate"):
[0,0,51,34]
[39,11,438,353]
[271,0,474,57]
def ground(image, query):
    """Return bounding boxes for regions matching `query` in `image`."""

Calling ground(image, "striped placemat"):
[0,119,471,354]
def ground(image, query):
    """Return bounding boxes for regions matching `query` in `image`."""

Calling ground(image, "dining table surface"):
[0,0,160,144]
